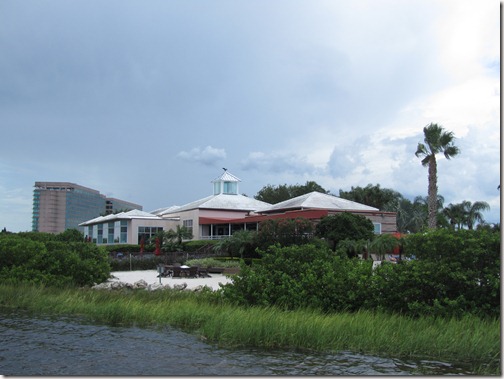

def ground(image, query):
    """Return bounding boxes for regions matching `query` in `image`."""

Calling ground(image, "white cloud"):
[241,151,319,176]
[0,0,500,230]
[177,146,227,166]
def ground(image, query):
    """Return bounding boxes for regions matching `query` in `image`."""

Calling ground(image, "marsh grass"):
[0,283,499,374]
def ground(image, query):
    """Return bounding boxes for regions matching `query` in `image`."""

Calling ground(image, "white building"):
[80,169,397,245]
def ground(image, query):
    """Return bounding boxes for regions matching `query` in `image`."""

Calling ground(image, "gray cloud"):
[241,151,318,175]
[177,146,227,166]
[0,0,499,231]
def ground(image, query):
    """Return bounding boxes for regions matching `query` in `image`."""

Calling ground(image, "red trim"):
[199,209,329,225]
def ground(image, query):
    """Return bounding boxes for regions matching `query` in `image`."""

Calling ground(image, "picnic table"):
[157,264,210,278]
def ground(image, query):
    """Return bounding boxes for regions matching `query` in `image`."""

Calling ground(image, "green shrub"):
[0,233,110,287]
[102,244,144,253]
[183,240,219,252]
[185,258,241,268]
[221,229,500,319]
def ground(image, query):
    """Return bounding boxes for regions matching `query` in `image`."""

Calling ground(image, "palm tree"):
[159,226,193,251]
[442,202,467,230]
[174,225,193,245]
[415,123,460,229]
[369,234,400,261]
[464,201,490,230]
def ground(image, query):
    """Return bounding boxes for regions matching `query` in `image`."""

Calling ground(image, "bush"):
[183,240,219,252]
[315,213,374,251]
[221,244,373,312]
[256,218,315,250]
[103,244,144,253]
[220,229,500,319]
[0,234,110,287]
[185,258,241,268]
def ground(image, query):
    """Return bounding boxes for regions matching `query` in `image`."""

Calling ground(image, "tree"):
[442,200,490,230]
[255,181,328,204]
[339,183,403,211]
[315,213,374,251]
[442,202,467,230]
[52,228,84,242]
[464,201,490,230]
[213,230,258,259]
[256,218,314,250]
[157,226,193,252]
[174,225,193,245]
[368,234,400,261]
[415,123,460,229]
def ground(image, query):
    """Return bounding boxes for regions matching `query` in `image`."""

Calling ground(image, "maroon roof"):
[199,209,329,225]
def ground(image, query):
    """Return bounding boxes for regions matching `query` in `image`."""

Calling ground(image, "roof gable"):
[211,170,241,183]
[79,209,162,226]
[263,191,379,212]
[161,193,271,214]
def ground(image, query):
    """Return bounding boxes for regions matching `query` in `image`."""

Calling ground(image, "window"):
[97,224,103,244]
[183,219,193,235]
[223,182,237,194]
[108,222,114,244]
[120,221,127,243]
[137,226,163,245]
[373,223,382,234]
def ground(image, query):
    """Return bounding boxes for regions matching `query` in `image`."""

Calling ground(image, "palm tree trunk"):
[427,157,438,229]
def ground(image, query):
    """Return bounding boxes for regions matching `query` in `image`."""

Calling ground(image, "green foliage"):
[256,218,315,250]
[415,123,460,229]
[213,230,259,259]
[221,244,373,312]
[183,240,219,252]
[339,183,403,211]
[185,257,241,268]
[0,233,110,287]
[1,284,499,375]
[442,200,491,230]
[398,229,500,318]
[221,229,500,319]
[55,229,84,242]
[156,226,193,252]
[108,255,166,271]
[102,244,143,253]
[315,213,374,251]
[254,181,328,204]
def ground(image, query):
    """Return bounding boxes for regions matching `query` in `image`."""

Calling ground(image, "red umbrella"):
[154,237,161,256]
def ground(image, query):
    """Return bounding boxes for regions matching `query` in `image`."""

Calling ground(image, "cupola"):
[212,168,241,195]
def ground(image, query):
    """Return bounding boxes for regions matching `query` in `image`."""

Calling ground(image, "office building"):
[32,182,142,233]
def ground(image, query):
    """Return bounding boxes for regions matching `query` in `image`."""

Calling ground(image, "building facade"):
[80,170,398,245]
[32,182,142,233]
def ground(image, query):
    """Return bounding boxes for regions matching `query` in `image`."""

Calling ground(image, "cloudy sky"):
[0,0,500,232]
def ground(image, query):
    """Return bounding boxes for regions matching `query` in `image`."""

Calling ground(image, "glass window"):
[214,182,221,195]
[182,220,193,236]
[137,226,163,245]
[373,223,382,234]
[223,182,237,194]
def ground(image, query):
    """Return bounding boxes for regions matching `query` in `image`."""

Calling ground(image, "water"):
[0,310,476,375]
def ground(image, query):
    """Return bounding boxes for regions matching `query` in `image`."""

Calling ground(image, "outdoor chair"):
[188,266,198,278]
[197,267,210,278]
[172,266,182,278]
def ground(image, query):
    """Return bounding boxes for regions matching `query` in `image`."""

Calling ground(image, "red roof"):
[199,209,329,225]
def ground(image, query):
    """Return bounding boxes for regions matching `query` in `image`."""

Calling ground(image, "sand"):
[110,269,233,290]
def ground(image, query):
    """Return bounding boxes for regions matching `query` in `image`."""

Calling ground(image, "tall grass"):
[0,283,499,374]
